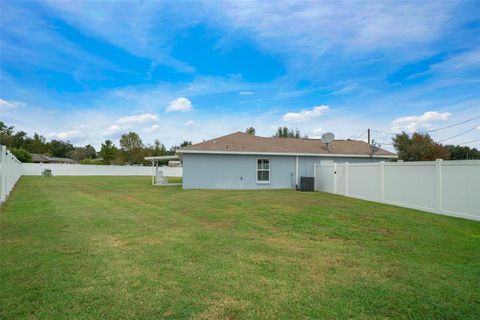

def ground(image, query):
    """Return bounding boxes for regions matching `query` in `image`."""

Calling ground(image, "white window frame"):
[256,158,271,184]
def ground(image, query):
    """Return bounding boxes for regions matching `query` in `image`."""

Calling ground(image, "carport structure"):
[144,155,182,186]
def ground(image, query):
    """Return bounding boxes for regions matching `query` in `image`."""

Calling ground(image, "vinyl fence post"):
[345,162,349,196]
[333,162,337,194]
[151,161,155,185]
[435,159,443,213]
[0,146,6,203]
[313,163,317,191]
[380,161,385,201]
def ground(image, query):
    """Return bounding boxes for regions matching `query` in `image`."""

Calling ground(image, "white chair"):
[155,170,168,185]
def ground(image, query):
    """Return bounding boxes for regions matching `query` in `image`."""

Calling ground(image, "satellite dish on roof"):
[370,139,381,155]
[321,132,335,152]
[321,132,334,144]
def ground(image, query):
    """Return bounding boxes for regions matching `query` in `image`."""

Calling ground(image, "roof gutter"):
[144,155,180,161]
[176,149,397,158]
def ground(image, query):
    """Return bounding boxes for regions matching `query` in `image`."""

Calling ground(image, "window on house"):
[257,158,270,183]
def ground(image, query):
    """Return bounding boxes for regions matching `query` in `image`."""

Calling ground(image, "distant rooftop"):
[31,154,76,163]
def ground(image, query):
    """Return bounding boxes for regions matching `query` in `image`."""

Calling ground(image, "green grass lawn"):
[166,176,182,184]
[1,176,479,319]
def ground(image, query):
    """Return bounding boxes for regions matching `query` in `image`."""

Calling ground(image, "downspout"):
[304,153,307,177]
[295,155,298,188]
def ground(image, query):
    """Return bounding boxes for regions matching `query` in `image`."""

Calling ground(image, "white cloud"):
[117,113,159,124]
[208,1,458,63]
[240,91,254,95]
[309,127,325,138]
[184,120,196,127]
[0,98,26,109]
[283,105,330,122]
[145,124,160,133]
[166,97,193,112]
[49,130,84,141]
[391,111,451,132]
[102,125,133,137]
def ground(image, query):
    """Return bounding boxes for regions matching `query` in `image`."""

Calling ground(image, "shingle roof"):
[31,154,76,163]
[178,132,396,157]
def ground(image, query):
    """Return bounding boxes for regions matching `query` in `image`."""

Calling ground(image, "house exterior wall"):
[182,153,386,189]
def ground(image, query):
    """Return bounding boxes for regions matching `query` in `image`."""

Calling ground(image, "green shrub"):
[10,148,32,163]
[79,158,102,165]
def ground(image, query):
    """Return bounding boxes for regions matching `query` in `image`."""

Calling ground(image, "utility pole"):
[367,128,371,145]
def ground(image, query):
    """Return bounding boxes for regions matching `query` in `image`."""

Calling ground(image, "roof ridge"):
[181,131,246,150]
[181,131,396,156]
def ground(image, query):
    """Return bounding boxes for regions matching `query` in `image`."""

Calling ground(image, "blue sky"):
[1,0,479,150]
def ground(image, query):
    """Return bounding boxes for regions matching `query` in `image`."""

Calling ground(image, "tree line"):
[0,121,191,165]
[1,121,477,163]
[392,132,479,161]
[245,126,306,138]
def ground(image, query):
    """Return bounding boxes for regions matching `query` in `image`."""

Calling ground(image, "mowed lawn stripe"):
[1,176,479,319]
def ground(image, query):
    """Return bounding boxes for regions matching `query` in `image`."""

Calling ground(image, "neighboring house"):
[176,132,397,189]
[31,154,76,164]
[168,160,182,167]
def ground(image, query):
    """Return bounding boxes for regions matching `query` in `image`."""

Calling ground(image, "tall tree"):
[180,140,192,148]
[0,121,15,147]
[84,144,97,159]
[12,131,27,149]
[169,140,192,153]
[274,126,302,138]
[246,127,256,135]
[151,139,167,156]
[100,140,117,165]
[48,140,74,158]
[69,147,87,161]
[27,133,48,154]
[392,132,450,161]
[444,144,480,160]
[119,132,144,164]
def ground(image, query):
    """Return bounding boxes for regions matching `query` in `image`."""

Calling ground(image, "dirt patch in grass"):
[95,235,127,248]
[197,217,234,230]
[139,237,164,245]
[263,236,307,254]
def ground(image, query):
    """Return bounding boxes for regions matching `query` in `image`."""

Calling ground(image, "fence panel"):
[334,164,347,195]
[314,162,334,192]
[315,160,480,221]
[0,145,23,203]
[441,161,480,218]
[21,163,182,177]
[347,163,382,201]
[383,162,436,212]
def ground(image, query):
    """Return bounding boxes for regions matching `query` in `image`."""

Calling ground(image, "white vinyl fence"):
[315,160,480,221]
[0,145,23,203]
[22,163,182,177]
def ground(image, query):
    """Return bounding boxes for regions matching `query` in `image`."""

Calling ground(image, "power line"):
[352,129,367,140]
[371,129,396,135]
[371,114,480,136]
[426,115,480,133]
[437,124,480,143]
[455,139,480,146]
